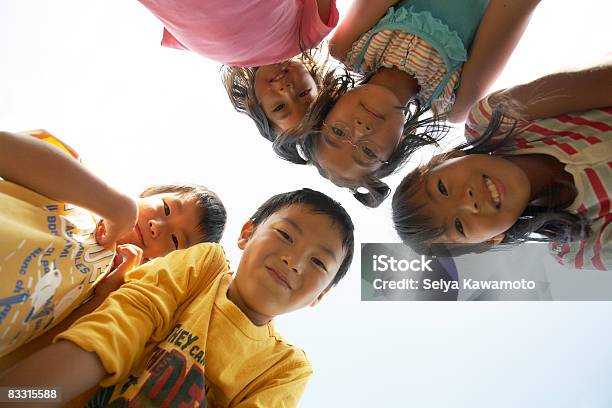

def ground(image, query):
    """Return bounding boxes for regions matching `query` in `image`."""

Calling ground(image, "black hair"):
[250,188,355,286]
[274,68,448,208]
[392,107,590,256]
[141,183,227,244]
[221,46,336,143]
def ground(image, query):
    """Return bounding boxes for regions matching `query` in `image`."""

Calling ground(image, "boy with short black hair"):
[0,130,227,358]
[0,188,354,407]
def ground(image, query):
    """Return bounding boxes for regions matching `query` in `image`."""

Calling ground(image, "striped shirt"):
[346,29,461,114]
[465,95,612,271]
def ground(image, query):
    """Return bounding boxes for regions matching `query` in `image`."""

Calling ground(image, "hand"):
[95,195,139,248]
[95,244,143,300]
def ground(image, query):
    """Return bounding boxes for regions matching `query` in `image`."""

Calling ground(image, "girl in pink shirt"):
[137,0,340,143]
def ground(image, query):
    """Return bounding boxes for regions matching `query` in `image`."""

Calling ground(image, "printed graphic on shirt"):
[0,130,114,356]
[0,202,115,355]
[89,324,208,407]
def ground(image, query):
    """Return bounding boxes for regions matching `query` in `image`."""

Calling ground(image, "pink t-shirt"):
[138,0,339,67]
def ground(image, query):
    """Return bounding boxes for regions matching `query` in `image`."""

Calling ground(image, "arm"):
[489,60,612,120]
[0,131,137,246]
[56,245,224,386]
[0,341,106,407]
[447,0,540,123]
[328,0,398,61]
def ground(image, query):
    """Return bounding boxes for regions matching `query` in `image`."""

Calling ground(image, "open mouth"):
[266,267,292,290]
[361,103,384,120]
[483,175,502,209]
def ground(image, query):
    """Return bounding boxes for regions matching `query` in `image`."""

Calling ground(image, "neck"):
[369,67,420,106]
[505,154,576,207]
[226,280,272,326]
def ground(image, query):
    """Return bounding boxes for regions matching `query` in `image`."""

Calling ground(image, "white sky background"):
[1,1,612,406]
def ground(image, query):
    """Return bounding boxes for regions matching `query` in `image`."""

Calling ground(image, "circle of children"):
[0,0,610,406]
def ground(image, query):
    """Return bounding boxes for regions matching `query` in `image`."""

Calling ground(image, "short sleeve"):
[550,225,612,271]
[550,205,612,272]
[299,0,339,49]
[56,243,228,385]
[464,91,528,143]
[232,358,313,408]
[161,28,188,50]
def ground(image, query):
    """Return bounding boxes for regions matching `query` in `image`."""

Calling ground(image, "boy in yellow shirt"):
[0,188,355,407]
[0,130,227,359]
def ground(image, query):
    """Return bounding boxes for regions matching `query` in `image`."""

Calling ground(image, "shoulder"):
[181,243,230,277]
[169,242,227,264]
[269,332,313,375]
[464,93,497,140]
[125,243,230,289]
[464,90,528,142]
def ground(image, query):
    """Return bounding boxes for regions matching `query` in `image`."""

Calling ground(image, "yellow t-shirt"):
[58,243,313,407]
[0,131,115,357]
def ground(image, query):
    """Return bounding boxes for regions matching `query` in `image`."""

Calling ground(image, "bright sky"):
[1,0,612,406]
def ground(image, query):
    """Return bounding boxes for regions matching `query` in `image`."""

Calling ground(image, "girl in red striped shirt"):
[392,63,612,270]
[276,0,540,207]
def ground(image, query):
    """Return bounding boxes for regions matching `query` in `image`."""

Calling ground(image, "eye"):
[438,180,448,196]
[454,219,465,236]
[330,126,346,138]
[311,257,328,272]
[361,146,377,159]
[171,234,179,250]
[163,200,170,216]
[276,229,293,243]
[272,104,285,112]
[299,89,311,97]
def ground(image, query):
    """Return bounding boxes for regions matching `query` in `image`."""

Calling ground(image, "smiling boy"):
[0,188,354,407]
[0,130,227,359]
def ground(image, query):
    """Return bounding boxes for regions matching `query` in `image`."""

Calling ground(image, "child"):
[0,188,355,407]
[0,130,227,357]
[137,0,339,67]
[138,0,339,142]
[392,62,612,270]
[277,0,540,207]
[222,52,336,144]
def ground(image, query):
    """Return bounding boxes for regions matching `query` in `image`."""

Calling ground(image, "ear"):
[237,220,255,250]
[487,233,505,246]
[309,286,332,307]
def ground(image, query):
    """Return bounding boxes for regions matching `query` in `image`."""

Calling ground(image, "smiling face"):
[254,60,318,132]
[315,84,406,183]
[116,193,202,261]
[412,153,531,244]
[232,204,345,320]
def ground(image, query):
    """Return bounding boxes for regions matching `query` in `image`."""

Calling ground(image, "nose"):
[148,219,166,238]
[281,254,301,274]
[353,118,373,138]
[274,80,294,94]
[459,188,479,214]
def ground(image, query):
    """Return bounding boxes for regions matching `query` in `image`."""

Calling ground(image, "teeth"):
[484,177,501,206]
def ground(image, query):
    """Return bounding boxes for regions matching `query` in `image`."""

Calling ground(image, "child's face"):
[315,84,406,183]
[116,193,202,261]
[234,204,345,318]
[412,153,531,244]
[254,60,318,132]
